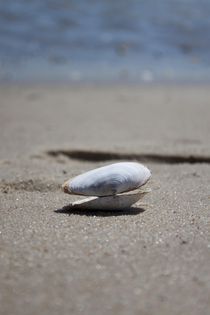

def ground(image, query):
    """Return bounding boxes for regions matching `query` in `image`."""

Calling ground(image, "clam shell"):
[63,162,151,197]
[68,188,150,211]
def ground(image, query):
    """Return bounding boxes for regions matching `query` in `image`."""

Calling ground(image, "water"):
[0,0,210,83]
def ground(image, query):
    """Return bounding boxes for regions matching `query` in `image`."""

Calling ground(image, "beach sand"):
[0,85,210,315]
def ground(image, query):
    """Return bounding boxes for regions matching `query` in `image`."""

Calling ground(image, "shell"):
[68,188,151,211]
[63,162,151,197]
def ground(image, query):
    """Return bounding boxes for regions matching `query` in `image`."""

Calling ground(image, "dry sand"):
[0,85,210,315]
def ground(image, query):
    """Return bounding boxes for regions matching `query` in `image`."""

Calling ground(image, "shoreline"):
[1,78,210,87]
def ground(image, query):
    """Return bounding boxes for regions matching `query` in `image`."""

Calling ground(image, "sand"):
[0,85,210,315]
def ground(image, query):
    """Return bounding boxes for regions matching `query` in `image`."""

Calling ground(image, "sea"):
[0,0,210,83]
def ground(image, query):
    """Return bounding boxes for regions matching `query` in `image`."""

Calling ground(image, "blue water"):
[0,0,210,83]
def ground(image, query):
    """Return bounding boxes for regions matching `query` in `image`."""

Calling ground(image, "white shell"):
[63,162,151,197]
[68,188,151,211]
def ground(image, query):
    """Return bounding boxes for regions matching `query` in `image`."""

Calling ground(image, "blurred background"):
[0,0,210,83]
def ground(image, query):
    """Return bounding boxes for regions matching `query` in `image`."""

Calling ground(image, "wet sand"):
[0,85,210,315]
